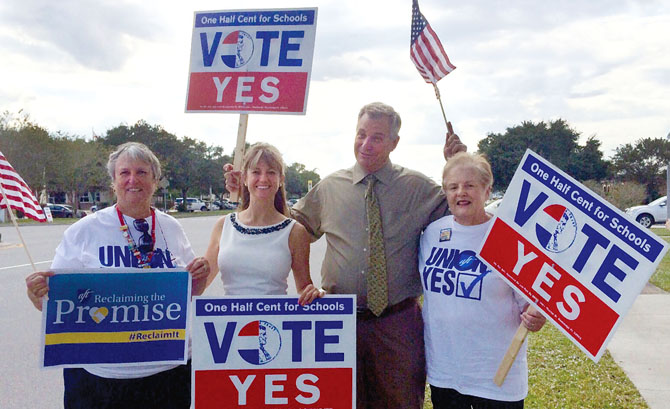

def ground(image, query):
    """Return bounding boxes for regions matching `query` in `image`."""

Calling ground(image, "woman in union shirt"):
[26,142,210,409]
[419,152,546,409]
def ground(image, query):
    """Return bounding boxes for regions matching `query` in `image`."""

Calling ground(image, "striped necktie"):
[365,174,388,316]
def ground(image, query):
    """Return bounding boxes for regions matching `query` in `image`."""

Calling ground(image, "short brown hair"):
[358,102,401,141]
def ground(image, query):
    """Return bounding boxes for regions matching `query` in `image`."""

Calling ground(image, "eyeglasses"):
[134,218,153,254]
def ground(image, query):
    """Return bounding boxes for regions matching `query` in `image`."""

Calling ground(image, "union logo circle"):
[237,320,282,365]
[221,30,254,68]
[535,204,578,253]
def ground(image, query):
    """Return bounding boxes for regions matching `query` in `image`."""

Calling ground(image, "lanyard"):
[116,206,156,268]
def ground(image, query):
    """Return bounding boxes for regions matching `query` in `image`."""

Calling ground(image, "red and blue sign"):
[478,149,668,361]
[192,295,356,408]
[186,8,318,114]
[40,269,191,367]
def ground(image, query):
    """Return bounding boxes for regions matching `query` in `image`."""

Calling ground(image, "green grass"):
[525,325,646,408]
[650,228,670,291]
[166,209,231,219]
[422,324,647,408]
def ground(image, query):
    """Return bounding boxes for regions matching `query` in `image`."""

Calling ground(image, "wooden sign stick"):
[493,323,529,386]
[0,183,38,274]
[230,113,248,203]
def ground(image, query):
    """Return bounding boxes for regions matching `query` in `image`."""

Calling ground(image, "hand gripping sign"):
[478,150,668,382]
[41,269,191,367]
[192,295,355,409]
[186,8,318,114]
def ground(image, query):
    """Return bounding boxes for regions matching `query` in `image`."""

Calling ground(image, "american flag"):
[410,0,456,84]
[0,150,47,222]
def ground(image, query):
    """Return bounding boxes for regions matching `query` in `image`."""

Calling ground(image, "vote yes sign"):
[186,8,318,114]
[192,295,355,408]
[479,150,668,361]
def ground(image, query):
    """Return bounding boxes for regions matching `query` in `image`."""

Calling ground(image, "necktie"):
[366,175,388,316]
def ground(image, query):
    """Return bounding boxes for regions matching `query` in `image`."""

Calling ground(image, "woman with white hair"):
[26,142,209,408]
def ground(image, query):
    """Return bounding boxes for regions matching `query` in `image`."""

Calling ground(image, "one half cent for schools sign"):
[478,149,668,361]
[186,8,318,114]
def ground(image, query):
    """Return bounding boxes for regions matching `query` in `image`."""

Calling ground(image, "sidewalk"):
[607,283,670,409]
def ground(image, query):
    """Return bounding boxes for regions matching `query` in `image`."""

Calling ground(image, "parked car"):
[625,196,667,228]
[287,198,299,207]
[175,197,209,212]
[485,198,503,215]
[214,199,237,210]
[45,204,74,218]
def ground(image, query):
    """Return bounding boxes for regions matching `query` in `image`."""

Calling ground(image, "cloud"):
[0,0,162,71]
[1,0,670,179]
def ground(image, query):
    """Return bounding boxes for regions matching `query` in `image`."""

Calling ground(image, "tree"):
[0,111,60,196]
[100,121,230,206]
[52,136,110,211]
[569,137,610,182]
[477,119,610,191]
[198,145,230,199]
[611,137,670,201]
[285,162,320,197]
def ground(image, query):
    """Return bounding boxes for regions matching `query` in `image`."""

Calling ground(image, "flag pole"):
[432,82,449,129]
[0,182,39,273]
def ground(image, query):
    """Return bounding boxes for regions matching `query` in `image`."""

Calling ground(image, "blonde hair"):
[442,152,494,191]
[240,143,289,216]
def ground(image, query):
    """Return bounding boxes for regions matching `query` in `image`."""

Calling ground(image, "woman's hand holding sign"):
[298,284,325,306]
[26,271,54,311]
[187,256,211,296]
[521,305,546,332]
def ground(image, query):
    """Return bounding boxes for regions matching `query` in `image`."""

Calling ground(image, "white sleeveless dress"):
[217,212,295,295]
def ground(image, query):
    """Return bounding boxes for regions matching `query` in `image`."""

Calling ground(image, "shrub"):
[583,180,647,210]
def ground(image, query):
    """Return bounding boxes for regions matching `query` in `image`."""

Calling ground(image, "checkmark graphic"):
[457,271,489,300]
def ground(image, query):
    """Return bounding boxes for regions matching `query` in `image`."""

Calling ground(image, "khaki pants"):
[356,300,426,409]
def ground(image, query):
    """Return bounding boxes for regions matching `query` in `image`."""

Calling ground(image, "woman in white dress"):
[203,142,322,304]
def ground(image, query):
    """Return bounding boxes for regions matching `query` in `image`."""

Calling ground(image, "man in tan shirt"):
[292,102,465,408]
[225,101,464,408]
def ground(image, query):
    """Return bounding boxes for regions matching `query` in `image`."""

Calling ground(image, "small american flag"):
[0,150,47,222]
[410,0,456,84]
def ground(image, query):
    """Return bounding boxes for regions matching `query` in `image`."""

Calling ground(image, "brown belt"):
[357,297,417,320]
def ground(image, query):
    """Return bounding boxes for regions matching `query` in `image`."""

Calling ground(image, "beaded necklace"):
[116,205,156,268]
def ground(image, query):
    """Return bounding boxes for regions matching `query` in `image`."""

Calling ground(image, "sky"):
[1,0,669,183]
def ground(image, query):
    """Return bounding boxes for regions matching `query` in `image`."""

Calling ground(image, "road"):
[0,216,326,408]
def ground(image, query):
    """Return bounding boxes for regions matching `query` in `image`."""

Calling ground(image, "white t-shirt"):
[419,215,529,401]
[51,205,195,379]
[218,212,295,295]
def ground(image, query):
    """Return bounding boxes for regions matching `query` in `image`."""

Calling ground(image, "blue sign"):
[41,269,191,367]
